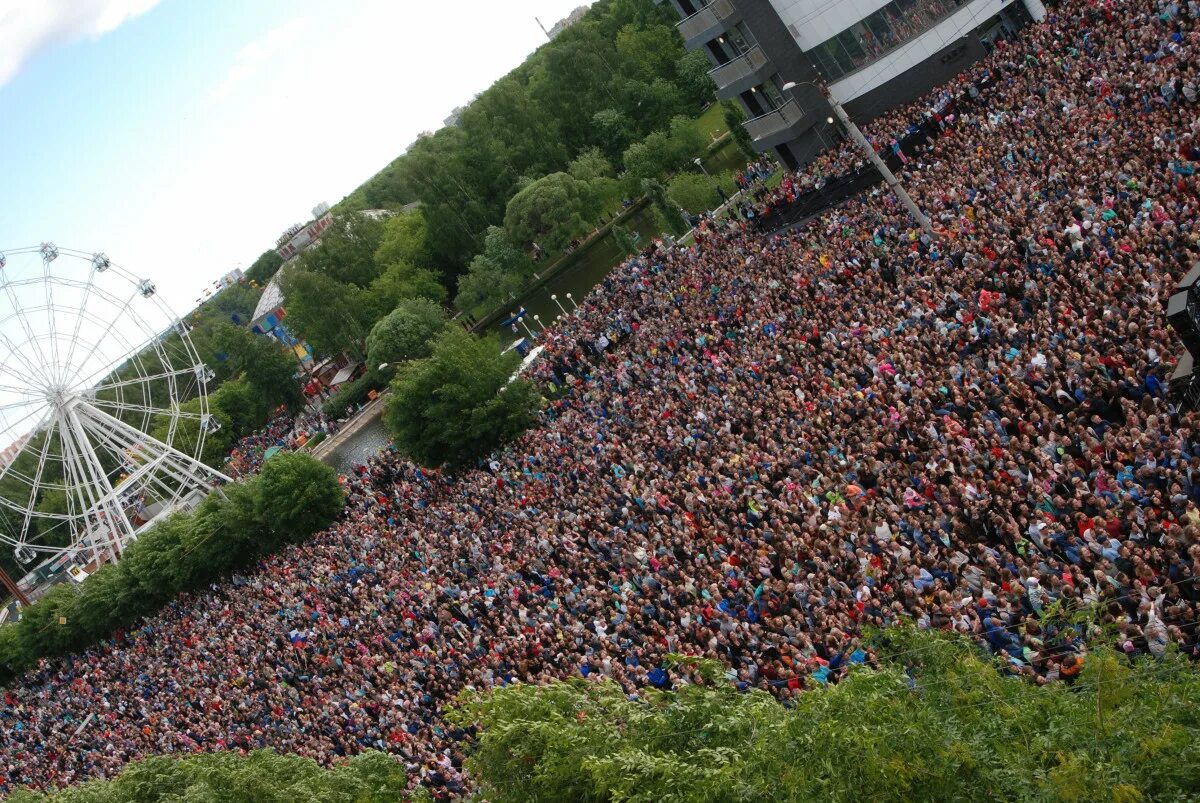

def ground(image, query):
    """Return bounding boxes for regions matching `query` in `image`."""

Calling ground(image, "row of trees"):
[453,628,1200,802]
[7,750,414,803]
[0,453,343,683]
[336,0,717,272]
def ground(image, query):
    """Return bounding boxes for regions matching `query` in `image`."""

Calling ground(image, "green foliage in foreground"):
[385,328,540,468]
[0,454,343,684]
[450,628,1200,803]
[7,750,418,803]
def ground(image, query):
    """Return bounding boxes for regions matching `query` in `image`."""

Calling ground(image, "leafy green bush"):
[452,627,1200,802]
[6,749,413,803]
[0,454,343,684]
[385,329,540,468]
[667,172,718,215]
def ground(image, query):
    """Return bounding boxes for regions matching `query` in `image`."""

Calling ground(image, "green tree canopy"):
[210,322,304,414]
[244,249,284,284]
[452,628,1200,803]
[255,452,344,540]
[384,328,540,468]
[0,455,344,682]
[368,261,447,316]
[722,98,756,159]
[366,297,450,369]
[676,50,718,106]
[295,213,387,288]
[503,171,595,254]
[6,749,411,803]
[278,270,374,358]
[591,108,638,162]
[454,227,534,316]
[373,207,433,269]
[643,177,687,235]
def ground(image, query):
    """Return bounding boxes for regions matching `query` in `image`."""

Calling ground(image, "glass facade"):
[807,0,967,81]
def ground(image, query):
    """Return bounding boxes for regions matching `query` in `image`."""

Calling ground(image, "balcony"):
[743,99,809,150]
[708,45,770,99]
[676,0,738,50]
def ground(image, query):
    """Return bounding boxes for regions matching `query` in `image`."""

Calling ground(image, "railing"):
[676,0,736,43]
[743,99,804,142]
[708,45,768,91]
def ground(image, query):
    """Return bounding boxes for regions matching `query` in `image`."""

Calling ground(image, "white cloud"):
[207,16,309,101]
[0,0,161,89]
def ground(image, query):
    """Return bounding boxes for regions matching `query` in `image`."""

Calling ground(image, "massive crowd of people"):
[225,410,339,478]
[2,0,1200,797]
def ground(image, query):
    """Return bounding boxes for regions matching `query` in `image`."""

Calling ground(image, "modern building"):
[661,0,1047,168]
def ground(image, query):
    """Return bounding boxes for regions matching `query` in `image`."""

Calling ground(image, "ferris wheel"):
[0,244,229,574]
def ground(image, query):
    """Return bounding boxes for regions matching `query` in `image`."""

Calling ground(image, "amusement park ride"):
[0,245,229,607]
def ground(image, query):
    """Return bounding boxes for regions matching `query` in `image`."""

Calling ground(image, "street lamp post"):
[550,293,568,316]
[781,80,933,236]
[532,314,544,333]
[565,292,578,311]
[513,311,534,340]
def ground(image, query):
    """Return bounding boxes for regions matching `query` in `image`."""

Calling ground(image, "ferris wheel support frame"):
[51,395,232,565]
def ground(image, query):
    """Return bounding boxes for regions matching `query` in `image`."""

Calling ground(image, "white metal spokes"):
[0,246,229,570]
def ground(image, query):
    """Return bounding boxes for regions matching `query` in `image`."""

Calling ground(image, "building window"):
[805,0,967,82]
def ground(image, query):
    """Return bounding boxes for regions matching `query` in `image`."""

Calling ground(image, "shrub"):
[0,454,343,684]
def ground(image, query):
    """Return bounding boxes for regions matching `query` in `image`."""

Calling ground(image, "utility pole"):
[820,84,934,236]
[0,564,30,607]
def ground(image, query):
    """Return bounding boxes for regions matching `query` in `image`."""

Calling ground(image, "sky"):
[0,0,590,316]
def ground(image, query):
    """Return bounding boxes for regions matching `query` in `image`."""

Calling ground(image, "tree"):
[503,172,595,254]
[254,453,344,542]
[454,227,534,316]
[622,131,675,182]
[668,172,719,215]
[667,114,707,168]
[455,257,524,317]
[643,178,687,235]
[615,24,681,82]
[279,270,375,358]
[295,213,387,288]
[676,50,717,106]
[374,208,433,269]
[722,99,756,159]
[384,328,540,468]
[610,223,639,257]
[0,462,345,684]
[368,261,447,316]
[6,749,411,803]
[451,628,1200,803]
[592,109,638,162]
[366,297,450,369]
[245,249,284,284]
[568,147,615,183]
[211,322,305,414]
